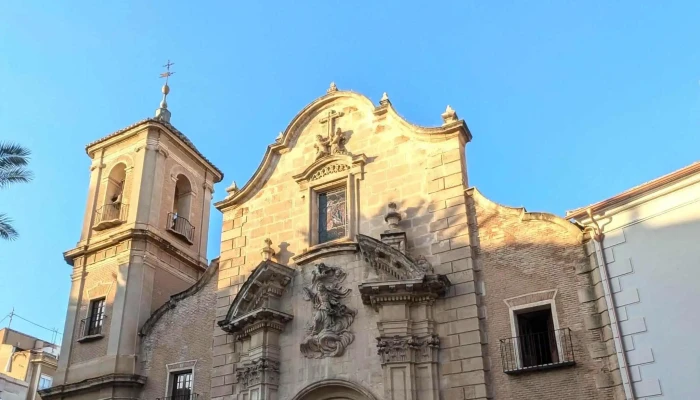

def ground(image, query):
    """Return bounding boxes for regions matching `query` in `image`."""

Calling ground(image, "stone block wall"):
[212,91,483,399]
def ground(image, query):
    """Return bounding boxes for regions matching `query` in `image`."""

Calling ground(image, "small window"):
[87,298,105,336]
[515,307,558,367]
[171,370,193,399]
[318,188,347,244]
[38,374,52,390]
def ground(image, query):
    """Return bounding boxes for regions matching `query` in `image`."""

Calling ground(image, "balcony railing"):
[499,328,575,374]
[156,394,199,400]
[167,212,195,244]
[78,315,107,342]
[93,203,128,231]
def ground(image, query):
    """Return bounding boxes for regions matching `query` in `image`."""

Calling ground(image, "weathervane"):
[160,60,175,84]
[155,59,175,122]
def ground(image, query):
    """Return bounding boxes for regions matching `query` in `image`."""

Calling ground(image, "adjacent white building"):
[568,162,700,399]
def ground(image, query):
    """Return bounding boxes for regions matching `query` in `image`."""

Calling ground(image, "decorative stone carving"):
[236,358,280,388]
[376,335,440,364]
[218,260,295,335]
[441,105,459,124]
[357,234,428,281]
[329,127,348,155]
[261,238,275,261]
[377,336,418,364]
[310,162,350,181]
[300,263,357,358]
[327,81,338,93]
[314,134,331,160]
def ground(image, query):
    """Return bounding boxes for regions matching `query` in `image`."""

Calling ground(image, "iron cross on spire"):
[160,60,175,83]
[319,110,344,139]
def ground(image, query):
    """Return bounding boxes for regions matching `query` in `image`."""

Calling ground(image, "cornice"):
[63,228,208,272]
[85,118,223,182]
[215,90,471,210]
[567,161,700,220]
[291,241,359,266]
[38,373,146,400]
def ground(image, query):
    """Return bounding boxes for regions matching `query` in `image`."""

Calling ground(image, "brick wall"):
[467,188,615,399]
[139,263,218,400]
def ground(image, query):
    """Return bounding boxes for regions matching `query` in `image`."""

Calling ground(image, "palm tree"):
[0,142,33,240]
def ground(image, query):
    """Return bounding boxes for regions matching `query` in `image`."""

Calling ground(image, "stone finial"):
[379,92,391,106]
[384,202,402,230]
[441,105,459,125]
[261,238,275,261]
[225,181,239,198]
[327,82,339,93]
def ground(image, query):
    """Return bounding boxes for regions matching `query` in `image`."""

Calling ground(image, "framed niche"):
[292,153,367,263]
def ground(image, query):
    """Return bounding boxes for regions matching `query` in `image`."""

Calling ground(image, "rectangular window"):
[38,374,52,390]
[87,298,105,336]
[515,307,558,367]
[318,188,347,243]
[171,370,193,400]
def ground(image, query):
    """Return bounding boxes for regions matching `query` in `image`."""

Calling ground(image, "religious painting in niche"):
[318,188,347,243]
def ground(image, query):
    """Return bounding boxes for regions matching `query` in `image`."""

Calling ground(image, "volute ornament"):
[300,263,357,358]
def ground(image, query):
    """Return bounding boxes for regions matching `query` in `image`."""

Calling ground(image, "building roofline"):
[566,161,700,219]
[85,118,224,181]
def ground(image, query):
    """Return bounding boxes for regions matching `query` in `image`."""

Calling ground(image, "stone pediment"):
[357,234,450,309]
[218,260,295,334]
[357,234,430,280]
[293,153,367,185]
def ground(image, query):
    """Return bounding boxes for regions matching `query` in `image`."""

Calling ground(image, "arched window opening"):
[168,174,195,243]
[94,164,128,230]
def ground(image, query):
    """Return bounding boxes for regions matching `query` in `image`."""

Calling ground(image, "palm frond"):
[0,214,18,241]
[0,167,33,189]
[0,142,31,158]
[0,142,31,170]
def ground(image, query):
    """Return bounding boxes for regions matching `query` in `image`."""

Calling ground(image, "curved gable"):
[215,87,471,210]
[466,187,583,237]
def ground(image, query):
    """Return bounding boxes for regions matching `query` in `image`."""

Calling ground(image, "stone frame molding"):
[503,289,563,370]
[293,153,367,250]
[164,360,197,399]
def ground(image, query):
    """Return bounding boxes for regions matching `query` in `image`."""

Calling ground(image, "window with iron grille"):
[87,298,105,336]
[318,188,347,244]
[500,304,575,373]
[171,370,193,400]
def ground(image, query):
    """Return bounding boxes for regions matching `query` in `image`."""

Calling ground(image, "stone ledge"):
[38,373,146,400]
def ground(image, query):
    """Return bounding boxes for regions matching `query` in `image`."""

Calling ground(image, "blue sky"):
[0,1,698,343]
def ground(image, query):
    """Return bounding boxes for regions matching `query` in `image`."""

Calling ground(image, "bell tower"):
[47,65,223,400]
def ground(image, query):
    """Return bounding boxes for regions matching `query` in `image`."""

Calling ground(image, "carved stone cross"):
[319,110,344,139]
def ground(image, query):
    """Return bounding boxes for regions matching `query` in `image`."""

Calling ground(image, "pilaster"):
[217,260,296,400]
[357,233,449,400]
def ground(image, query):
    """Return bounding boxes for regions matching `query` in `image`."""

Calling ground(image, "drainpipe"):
[585,209,636,400]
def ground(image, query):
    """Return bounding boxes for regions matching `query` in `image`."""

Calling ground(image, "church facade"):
[41,82,626,400]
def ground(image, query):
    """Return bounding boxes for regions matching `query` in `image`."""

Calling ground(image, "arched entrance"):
[290,379,378,400]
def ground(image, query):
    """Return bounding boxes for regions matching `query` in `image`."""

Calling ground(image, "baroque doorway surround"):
[290,379,378,400]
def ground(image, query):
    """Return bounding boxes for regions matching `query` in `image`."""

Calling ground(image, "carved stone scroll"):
[300,263,357,358]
